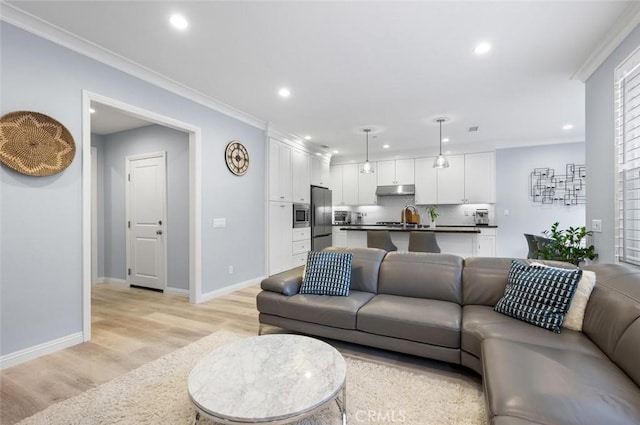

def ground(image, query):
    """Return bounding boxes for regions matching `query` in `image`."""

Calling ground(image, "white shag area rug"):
[18,331,487,425]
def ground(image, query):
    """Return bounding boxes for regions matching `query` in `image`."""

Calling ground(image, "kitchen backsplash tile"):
[334,197,494,226]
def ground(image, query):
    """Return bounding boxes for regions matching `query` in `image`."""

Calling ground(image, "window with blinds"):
[616,47,640,265]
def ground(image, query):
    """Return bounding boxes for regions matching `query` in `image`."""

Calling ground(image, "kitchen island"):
[334,225,497,257]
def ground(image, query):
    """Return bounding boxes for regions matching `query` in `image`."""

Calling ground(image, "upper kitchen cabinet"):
[310,155,330,188]
[358,161,377,205]
[292,149,310,203]
[414,157,437,205]
[269,138,292,202]
[330,164,358,205]
[464,152,495,203]
[377,159,415,185]
[436,152,495,204]
[436,154,465,204]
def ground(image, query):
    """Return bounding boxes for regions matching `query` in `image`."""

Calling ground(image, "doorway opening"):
[82,90,202,341]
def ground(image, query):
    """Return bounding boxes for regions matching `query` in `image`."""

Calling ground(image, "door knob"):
[156,230,163,235]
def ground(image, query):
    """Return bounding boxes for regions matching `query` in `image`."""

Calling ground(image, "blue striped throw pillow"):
[300,251,353,296]
[494,260,582,333]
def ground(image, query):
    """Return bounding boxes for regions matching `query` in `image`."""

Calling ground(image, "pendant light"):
[433,118,450,169]
[361,128,374,173]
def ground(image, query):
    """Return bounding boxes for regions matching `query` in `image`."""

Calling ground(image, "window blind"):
[616,47,640,265]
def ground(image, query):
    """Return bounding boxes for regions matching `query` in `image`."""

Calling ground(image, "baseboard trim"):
[100,278,128,286]
[0,332,84,370]
[165,287,189,297]
[197,276,264,303]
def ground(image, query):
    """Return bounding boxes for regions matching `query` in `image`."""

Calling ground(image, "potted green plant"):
[427,206,439,228]
[538,222,597,266]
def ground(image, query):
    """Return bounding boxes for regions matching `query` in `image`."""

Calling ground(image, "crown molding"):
[0,2,266,130]
[573,2,640,82]
[267,124,332,159]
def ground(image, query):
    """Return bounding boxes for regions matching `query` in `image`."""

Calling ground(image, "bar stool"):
[367,231,398,251]
[408,232,441,253]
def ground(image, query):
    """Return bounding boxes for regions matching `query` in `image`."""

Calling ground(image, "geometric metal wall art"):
[529,163,586,205]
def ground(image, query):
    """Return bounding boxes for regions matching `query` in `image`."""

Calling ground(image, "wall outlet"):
[228,265,233,274]
[592,219,602,233]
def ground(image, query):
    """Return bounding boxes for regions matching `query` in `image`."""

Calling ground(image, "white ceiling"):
[6,1,636,160]
[90,103,152,136]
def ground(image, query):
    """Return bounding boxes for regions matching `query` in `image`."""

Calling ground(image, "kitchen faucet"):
[402,204,418,228]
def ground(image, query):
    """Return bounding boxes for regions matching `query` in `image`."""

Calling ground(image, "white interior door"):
[126,152,167,291]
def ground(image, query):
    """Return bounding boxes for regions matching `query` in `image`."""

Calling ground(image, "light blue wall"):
[1,23,266,356]
[586,24,640,264]
[91,134,106,278]
[495,142,586,258]
[101,125,190,290]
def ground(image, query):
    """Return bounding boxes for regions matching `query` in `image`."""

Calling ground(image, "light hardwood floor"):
[1,283,478,424]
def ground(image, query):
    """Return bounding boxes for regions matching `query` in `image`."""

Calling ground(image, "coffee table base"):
[192,383,347,425]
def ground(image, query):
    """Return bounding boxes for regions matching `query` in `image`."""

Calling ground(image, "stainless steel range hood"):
[375,184,415,196]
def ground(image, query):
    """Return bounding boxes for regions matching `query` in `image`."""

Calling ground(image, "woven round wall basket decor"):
[0,110,76,176]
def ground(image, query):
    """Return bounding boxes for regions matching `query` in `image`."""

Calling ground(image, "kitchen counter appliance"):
[474,209,489,225]
[311,186,333,250]
[333,210,351,225]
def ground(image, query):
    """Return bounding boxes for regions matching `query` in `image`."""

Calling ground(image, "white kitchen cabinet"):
[332,227,348,247]
[377,159,415,185]
[464,152,495,203]
[330,164,358,205]
[311,156,330,188]
[269,138,292,202]
[291,224,311,268]
[358,161,378,205]
[436,154,465,204]
[476,227,497,257]
[414,157,438,205]
[269,201,293,275]
[292,149,310,204]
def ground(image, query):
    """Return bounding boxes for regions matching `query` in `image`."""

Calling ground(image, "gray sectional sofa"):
[257,247,640,425]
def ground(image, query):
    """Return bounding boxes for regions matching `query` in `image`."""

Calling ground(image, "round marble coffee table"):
[188,334,347,424]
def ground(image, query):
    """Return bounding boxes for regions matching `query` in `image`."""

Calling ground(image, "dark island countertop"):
[337,225,495,233]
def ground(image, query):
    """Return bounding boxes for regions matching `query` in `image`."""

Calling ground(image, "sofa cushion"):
[462,305,606,360]
[324,247,386,293]
[462,257,576,306]
[581,263,640,387]
[494,260,582,333]
[357,294,461,348]
[482,338,640,425]
[256,290,374,330]
[378,252,463,303]
[300,251,352,296]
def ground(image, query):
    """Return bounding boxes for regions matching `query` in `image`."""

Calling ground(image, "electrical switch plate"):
[228,265,234,274]
[592,219,602,233]
[504,209,510,216]
[214,218,226,228]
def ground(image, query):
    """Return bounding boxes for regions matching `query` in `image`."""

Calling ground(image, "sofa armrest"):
[260,266,304,296]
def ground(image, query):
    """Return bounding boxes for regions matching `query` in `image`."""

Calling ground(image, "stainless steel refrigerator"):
[311,186,332,250]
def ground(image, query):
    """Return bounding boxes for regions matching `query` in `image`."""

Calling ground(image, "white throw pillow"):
[530,262,596,332]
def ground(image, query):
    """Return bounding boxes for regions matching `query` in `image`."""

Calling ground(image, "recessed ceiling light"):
[383,144,390,149]
[304,136,311,140]
[89,108,96,114]
[315,153,322,156]
[332,150,339,154]
[474,42,492,55]
[169,14,189,30]
[442,138,450,143]
[562,123,574,130]
[278,88,291,98]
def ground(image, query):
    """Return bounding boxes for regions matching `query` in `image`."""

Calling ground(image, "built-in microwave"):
[293,203,310,228]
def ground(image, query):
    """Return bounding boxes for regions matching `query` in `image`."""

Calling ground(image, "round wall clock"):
[225,140,249,176]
